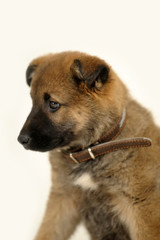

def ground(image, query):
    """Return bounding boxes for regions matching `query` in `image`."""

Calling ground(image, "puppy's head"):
[18,51,127,152]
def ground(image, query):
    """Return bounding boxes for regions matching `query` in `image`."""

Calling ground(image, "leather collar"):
[63,109,152,164]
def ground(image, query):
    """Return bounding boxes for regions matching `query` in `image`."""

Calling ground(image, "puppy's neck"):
[63,108,126,152]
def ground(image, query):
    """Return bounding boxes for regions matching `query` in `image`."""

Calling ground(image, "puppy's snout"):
[18,134,31,147]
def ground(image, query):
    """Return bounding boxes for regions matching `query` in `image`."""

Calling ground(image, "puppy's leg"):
[34,190,80,240]
[135,197,160,240]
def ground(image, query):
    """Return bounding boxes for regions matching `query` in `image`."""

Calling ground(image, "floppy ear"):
[70,57,109,90]
[26,64,37,86]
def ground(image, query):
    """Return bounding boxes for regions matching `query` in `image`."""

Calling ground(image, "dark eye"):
[49,101,60,111]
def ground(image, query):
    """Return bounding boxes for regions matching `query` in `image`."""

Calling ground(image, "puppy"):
[18,51,160,240]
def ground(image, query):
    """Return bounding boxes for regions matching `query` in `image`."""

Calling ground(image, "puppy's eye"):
[49,101,60,111]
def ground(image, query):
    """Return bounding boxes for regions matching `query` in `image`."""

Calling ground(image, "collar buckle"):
[88,148,95,159]
[69,153,79,164]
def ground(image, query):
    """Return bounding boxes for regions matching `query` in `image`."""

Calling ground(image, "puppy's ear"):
[26,54,53,86]
[70,57,109,90]
[26,65,37,86]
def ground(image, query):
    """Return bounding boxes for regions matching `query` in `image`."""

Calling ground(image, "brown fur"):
[18,51,160,240]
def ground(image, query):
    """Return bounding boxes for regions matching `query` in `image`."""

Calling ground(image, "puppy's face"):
[18,51,125,152]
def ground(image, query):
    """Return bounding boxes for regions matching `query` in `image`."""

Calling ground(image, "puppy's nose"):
[18,134,30,146]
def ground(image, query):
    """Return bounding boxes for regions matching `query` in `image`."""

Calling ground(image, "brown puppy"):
[18,51,160,240]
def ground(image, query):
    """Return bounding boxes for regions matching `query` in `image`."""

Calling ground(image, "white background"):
[0,1,160,240]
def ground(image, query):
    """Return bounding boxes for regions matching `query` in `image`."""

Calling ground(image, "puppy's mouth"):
[17,131,75,152]
[17,108,76,152]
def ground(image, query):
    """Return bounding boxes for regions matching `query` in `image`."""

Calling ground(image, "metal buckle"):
[88,148,95,159]
[69,153,79,164]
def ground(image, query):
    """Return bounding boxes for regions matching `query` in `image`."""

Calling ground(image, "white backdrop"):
[0,1,160,240]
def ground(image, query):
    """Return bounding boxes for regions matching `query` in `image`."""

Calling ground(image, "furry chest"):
[79,190,130,240]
